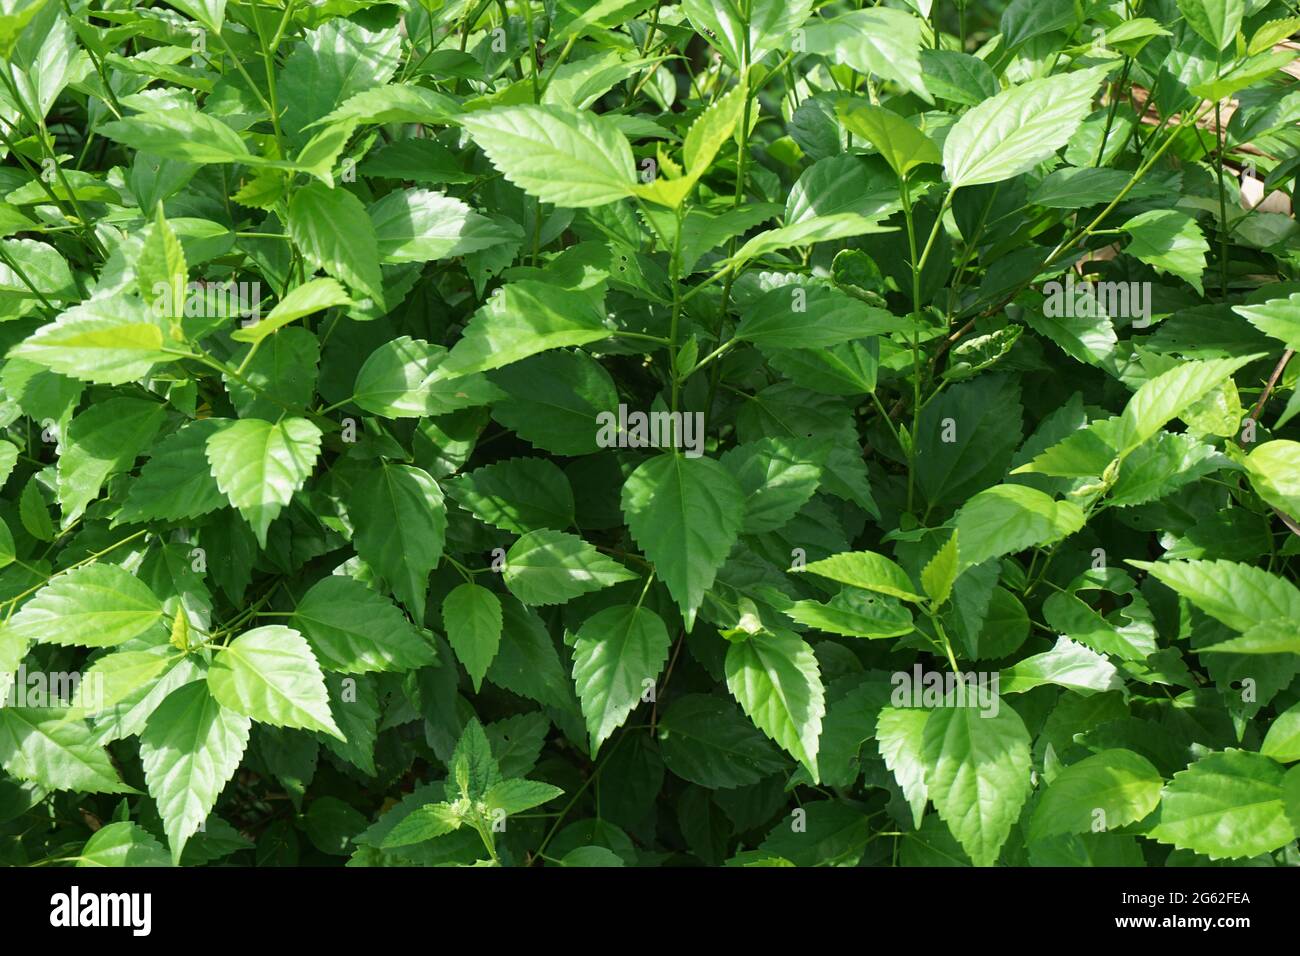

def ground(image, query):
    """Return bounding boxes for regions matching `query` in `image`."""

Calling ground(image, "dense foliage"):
[0,0,1299,869]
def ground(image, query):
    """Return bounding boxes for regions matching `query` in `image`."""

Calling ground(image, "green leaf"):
[140,682,250,863]
[1000,637,1123,695]
[876,706,931,828]
[483,777,564,816]
[720,437,823,534]
[288,182,385,306]
[797,550,925,602]
[460,105,636,208]
[292,575,435,674]
[77,821,173,867]
[725,629,825,782]
[921,532,960,607]
[444,281,612,376]
[1262,700,1300,763]
[99,107,253,164]
[1114,356,1258,453]
[683,0,812,68]
[488,350,619,456]
[231,278,351,344]
[1177,0,1244,51]
[116,419,227,525]
[1149,749,1296,860]
[942,66,1109,189]
[1199,618,1300,655]
[1127,558,1300,633]
[0,707,134,794]
[349,462,446,620]
[1028,749,1163,841]
[921,704,1032,867]
[353,336,502,418]
[442,583,502,693]
[485,595,578,714]
[1120,210,1210,294]
[656,693,787,789]
[952,485,1085,569]
[370,188,515,263]
[735,284,897,350]
[835,100,941,178]
[447,457,575,534]
[207,625,342,738]
[67,650,174,719]
[621,454,745,631]
[1,563,163,649]
[801,8,930,103]
[57,396,165,526]
[1234,293,1300,351]
[572,604,671,753]
[783,590,914,639]
[9,297,171,385]
[503,528,636,606]
[205,417,322,547]
[1241,440,1300,517]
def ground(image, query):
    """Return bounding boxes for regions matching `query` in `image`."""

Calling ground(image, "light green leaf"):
[1234,293,1300,351]
[783,590,914,639]
[1120,210,1209,293]
[1149,749,1295,859]
[288,182,384,305]
[9,297,171,385]
[370,188,515,264]
[0,707,134,794]
[205,417,322,547]
[1199,617,1300,655]
[140,682,249,863]
[445,280,612,376]
[797,550,925,602]
[77,821,173,867]
[836,100,941,178]
[99,107,253,164]
[1177,0,1244,51]
[442,583,502,693]
[952,484,1084,569]
[725,629,825,782]
[207,625,342,738]
[572,604,671,753]
[621,454,745,631]
[503,528,636,606]
[461,105,636,208]
[353,336,502,418]
[876,706,931,828]
[735,284,897,349]
[1028,749,1163,841]
[1000,637,1124,695]
[231,278,351,344]
[921,704,1032,867]
[1127,558,1300,633]
[801,8,930,103]
[1,563,162,649]
[1241,440,1300,517]
[943,66,1109,188]
[921,532,960,607]
[1114,355,1258,453]
[1262,700,1300,763]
